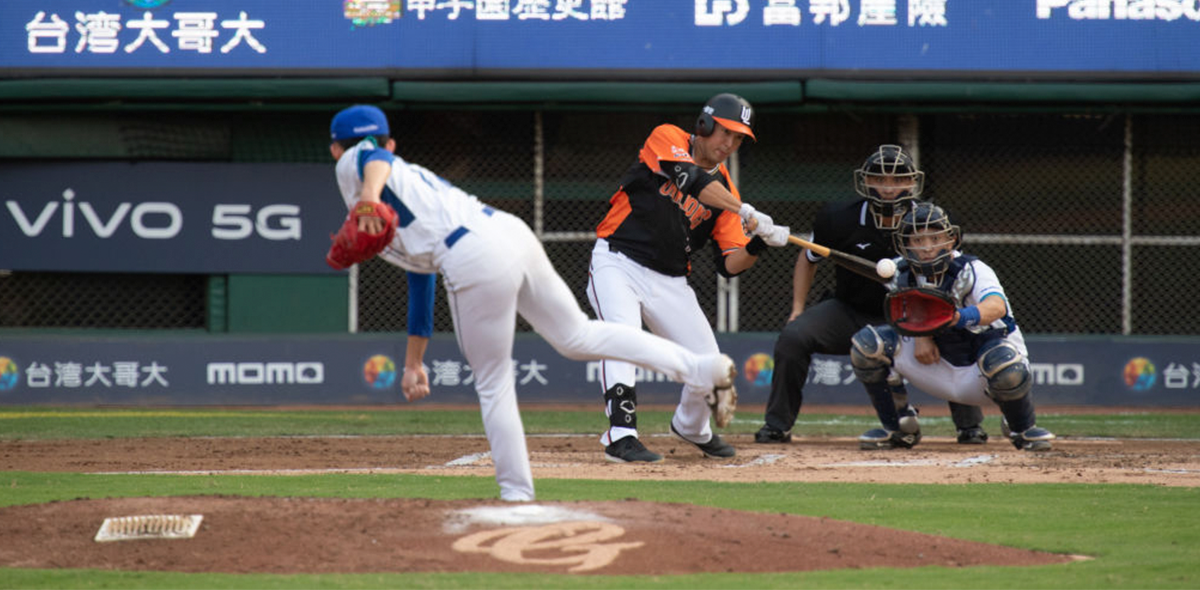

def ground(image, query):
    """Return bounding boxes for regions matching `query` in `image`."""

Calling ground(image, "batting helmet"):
[893,202,961,284]
[695,93,756,140]
[854,144,924,230]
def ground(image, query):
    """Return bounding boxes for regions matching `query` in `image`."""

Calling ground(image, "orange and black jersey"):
[595,124,750,277]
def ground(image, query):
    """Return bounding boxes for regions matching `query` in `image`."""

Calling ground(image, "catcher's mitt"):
[325,200,399,270]
[884,287,957,337]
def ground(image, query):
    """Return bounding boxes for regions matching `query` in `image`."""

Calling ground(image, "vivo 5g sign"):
[6,189,300,241]
[0,162,345,274]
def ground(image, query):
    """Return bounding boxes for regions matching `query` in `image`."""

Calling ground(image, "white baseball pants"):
[891,333,1030,406]
[585,240,721,447]
[438,212,715,501]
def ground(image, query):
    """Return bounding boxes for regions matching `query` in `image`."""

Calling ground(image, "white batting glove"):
[763,225,790,247]
[751,211,776,236]
[738,202,757,221]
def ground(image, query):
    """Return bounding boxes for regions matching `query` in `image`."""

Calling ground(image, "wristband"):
[745,236,768,256]
[955,305,981,329]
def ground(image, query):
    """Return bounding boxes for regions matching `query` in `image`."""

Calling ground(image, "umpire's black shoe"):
[859,428,921,450]
[754,425,792,444]
[956,426,990,445]
[604,436,663,463]
[671,423,735,458]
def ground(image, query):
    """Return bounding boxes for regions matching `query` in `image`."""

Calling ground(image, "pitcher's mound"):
[0,496,1079,575]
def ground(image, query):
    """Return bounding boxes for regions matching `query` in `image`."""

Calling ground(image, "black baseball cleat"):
[1001,418,1055,451]
[859,428,921,450]
[671,423,735,458]
[956,426,990,445]
[604,436,663,463]
[754,425,792,444]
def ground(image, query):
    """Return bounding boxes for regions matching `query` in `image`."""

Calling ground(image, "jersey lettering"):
[658,180,713,229]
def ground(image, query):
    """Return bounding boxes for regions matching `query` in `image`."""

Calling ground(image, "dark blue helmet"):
[893,202,960,283]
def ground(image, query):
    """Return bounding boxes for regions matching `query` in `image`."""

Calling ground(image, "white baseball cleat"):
[704,354,738,428]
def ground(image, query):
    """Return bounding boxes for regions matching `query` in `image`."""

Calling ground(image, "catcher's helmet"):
[695,93,756,140]
[854,144,924,230]
[894,202,961,283]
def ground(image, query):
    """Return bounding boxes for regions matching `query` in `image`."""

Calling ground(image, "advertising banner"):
[0,162,345,274]
[0,333,1196,407]
[1,1,1199,79]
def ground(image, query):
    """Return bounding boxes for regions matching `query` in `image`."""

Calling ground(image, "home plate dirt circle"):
[0,496,1080,575]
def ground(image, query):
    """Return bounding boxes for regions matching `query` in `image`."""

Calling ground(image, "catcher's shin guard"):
[978,340,1031,402]
[850,325,899,384]
[864,380,903,432]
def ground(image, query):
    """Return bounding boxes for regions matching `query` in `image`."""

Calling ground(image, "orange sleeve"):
[638,124,694,175]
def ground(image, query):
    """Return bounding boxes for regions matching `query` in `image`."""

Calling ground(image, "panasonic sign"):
[206,362,325,385]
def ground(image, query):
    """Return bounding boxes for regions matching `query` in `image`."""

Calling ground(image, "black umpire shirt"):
[810,199,897,315]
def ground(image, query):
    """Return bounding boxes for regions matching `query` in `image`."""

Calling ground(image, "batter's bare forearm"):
[725,249,758,274]
[696,182,742,213]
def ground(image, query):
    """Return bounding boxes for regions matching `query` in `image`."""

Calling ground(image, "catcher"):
[849,203,1056,451]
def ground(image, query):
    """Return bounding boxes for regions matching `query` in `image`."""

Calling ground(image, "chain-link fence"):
[3,107,1197,335]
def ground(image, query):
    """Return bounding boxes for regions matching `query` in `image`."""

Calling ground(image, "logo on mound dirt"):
[452,522,643,573]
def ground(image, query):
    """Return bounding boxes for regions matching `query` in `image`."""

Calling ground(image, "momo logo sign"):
[206,362,324,385]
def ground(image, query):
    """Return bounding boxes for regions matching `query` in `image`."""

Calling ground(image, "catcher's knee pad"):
[978,340,1031,402]
[850,325,899,384]
[604,384,638,428]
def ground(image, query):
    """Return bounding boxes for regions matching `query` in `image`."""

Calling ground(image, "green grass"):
[1,407,1198,589]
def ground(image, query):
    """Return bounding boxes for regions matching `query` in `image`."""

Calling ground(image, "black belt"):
[444,206,495,248]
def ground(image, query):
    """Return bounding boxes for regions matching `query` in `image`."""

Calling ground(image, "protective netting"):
[2,108,1196,335]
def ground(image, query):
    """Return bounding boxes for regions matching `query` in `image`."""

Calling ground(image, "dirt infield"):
[1,405,1196,575]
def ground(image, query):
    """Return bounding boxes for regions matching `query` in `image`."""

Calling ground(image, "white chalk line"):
[822,454,997,469]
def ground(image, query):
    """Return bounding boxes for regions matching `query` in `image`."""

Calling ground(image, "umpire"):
[754,145,988,445]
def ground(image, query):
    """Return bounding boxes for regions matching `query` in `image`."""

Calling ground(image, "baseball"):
[875,258,897,279]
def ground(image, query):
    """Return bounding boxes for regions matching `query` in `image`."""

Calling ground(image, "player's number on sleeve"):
[212,204,302,240]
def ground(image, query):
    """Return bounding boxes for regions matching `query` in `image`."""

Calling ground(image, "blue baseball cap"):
[330,105,390,141]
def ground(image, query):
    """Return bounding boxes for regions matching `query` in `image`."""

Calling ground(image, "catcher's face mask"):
[894,203,960,283]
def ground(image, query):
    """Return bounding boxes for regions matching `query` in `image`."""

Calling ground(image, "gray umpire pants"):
[763,298,877,433]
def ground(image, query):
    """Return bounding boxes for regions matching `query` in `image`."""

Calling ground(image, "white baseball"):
[875,258,897,279]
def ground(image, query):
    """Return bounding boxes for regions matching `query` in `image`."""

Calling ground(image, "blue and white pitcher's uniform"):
[335,140,728,501]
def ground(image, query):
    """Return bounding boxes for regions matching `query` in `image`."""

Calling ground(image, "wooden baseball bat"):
[787,234,890,284]
[742,213,888,283]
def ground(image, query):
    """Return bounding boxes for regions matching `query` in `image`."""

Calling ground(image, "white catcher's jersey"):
[913,253,1025,349]
[895,254,1027,405]
[335,139,493,274]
